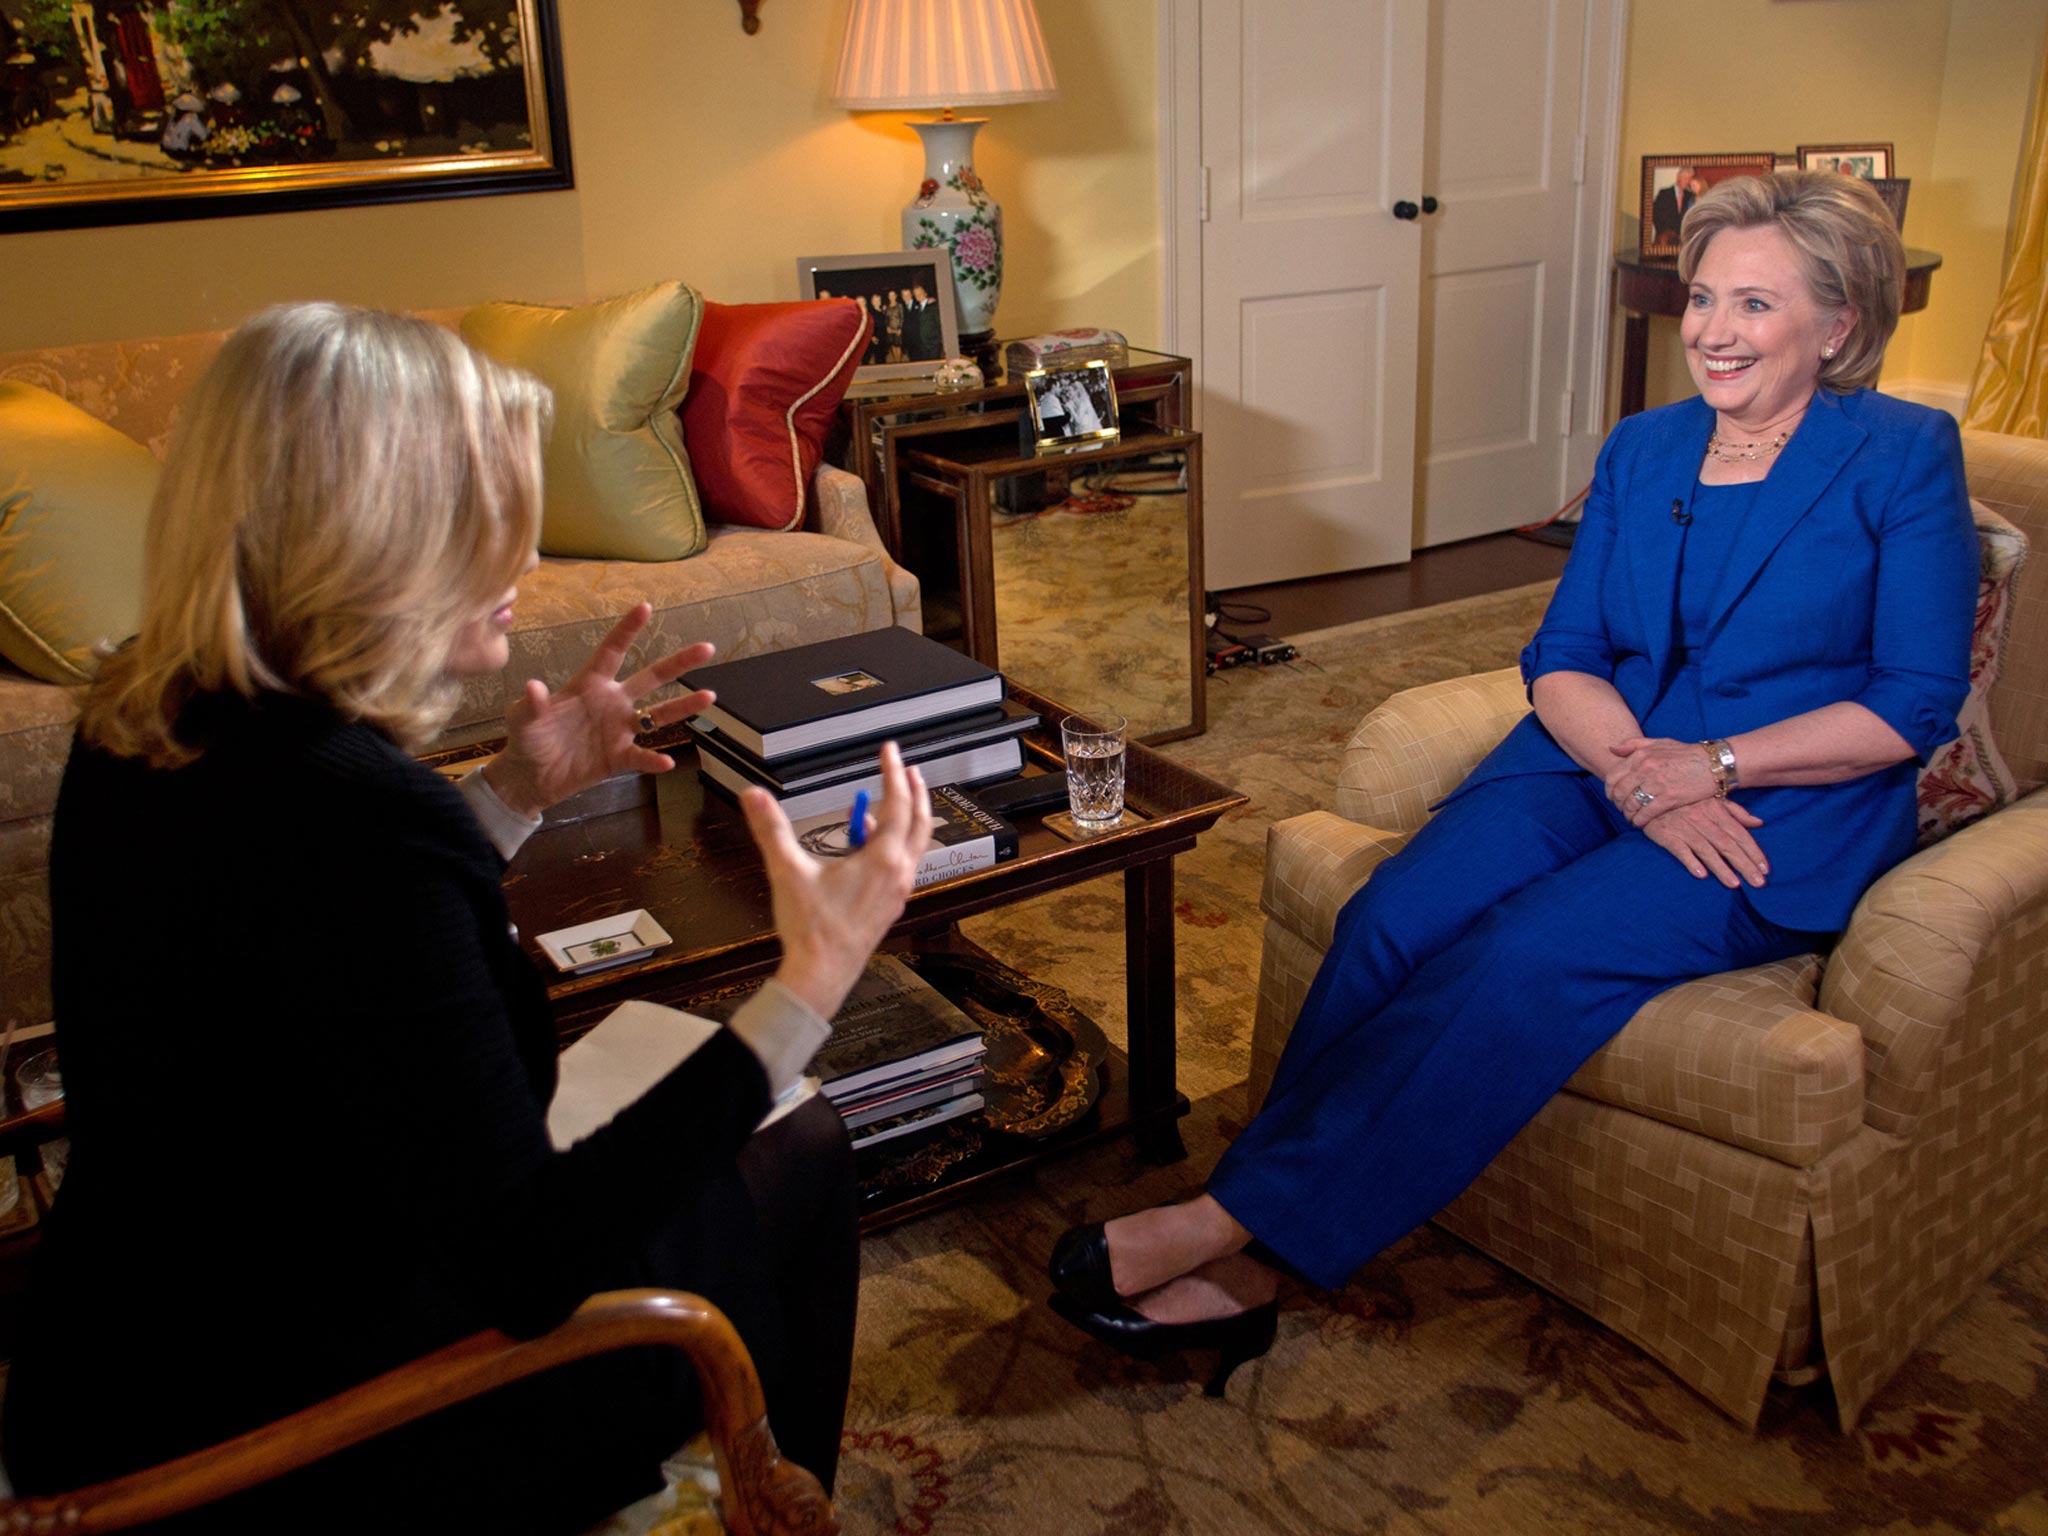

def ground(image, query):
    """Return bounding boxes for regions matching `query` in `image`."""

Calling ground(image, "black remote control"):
[968,770,1072,817]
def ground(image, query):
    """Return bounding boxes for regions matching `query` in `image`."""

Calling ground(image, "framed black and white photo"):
[1024,360,1120,455]
[795,250,959,382]
[1797,143,1894,180]
[0,0,571,234]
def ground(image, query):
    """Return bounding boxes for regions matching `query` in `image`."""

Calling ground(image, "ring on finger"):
[1632,787,1655,807]
[637,711,657,734]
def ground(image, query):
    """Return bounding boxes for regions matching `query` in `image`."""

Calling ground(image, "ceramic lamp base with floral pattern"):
[903,117,1003,370]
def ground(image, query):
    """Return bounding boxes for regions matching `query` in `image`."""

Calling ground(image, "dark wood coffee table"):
[476,680,1245,1228]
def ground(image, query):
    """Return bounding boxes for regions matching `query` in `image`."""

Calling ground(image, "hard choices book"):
[787,784,1018,891]
[681,626,1004,761]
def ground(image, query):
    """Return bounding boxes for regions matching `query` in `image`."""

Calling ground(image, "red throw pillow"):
[680,299,872,530]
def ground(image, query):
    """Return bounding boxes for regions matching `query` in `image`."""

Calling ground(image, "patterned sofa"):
[1250,427,2048,1429]
[0,318,921,1033]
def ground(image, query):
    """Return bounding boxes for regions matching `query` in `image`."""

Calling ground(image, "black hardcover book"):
[682,626,1004,761]
[931,784,1020,861]
[698,736,1024,822]
[810,954,986,1099]
[689,699,1039,791]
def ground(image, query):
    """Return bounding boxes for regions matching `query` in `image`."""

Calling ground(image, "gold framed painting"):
[0,0,571,233]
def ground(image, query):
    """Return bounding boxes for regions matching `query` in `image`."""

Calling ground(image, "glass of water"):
[1060,713,1128,829]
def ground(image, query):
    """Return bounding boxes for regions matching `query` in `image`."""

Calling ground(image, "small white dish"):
[536,910,673,975]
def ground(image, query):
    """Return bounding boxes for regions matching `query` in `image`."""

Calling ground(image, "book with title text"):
[788,784,1017,890]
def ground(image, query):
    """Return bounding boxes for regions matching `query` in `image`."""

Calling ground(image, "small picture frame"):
[1024,360,1120,455]
[1869,178,1911,231]
[1797,143,1894,180]
[795,251,960,382]
[1639,153,1778,258]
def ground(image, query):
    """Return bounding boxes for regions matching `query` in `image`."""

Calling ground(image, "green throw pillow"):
[461,282,708,561]
[0,382,155,685]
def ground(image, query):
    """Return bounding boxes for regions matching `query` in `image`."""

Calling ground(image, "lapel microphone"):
[1671,498,1693,527]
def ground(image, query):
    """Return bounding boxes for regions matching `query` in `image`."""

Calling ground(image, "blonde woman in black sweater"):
[3,303,933,1532]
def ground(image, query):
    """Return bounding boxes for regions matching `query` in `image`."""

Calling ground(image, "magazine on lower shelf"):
[810,953,985,1100]
[851,1091,986,1149]
[839,1063,986,1129]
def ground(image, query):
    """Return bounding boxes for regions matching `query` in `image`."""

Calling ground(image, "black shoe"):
[1048,1221,1122,1311]
[1048,1290,1278,1398]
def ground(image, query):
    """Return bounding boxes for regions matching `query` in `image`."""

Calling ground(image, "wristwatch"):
[1700,738,1739,797]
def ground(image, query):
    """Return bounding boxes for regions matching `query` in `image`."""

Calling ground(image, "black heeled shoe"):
[1048,1290,1279,1397]
[1048,1221,1123,1311]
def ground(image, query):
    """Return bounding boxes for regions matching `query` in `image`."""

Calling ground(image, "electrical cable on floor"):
[1514,483,1591,549]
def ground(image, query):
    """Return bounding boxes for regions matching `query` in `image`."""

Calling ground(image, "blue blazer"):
[1453,387,1977,931]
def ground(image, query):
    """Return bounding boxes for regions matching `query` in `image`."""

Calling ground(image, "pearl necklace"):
[1706,428,1790,464]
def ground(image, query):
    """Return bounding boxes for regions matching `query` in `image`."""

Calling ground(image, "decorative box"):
[1004,328,1130,378]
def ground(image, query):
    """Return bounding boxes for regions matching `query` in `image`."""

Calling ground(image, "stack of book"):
[683,627,1036,821]
[813,955,988,1149]
[790,783,1018,890]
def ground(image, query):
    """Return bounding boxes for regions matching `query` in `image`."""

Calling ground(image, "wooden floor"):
[1211,530,1571,639]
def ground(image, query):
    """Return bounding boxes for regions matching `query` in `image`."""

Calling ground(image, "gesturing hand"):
[741,743,936,1021]
[484,604,715,819]
[1641,798,1769,888]
[1607,736,1720,826]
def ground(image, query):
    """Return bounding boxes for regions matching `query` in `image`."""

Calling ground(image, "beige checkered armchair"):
[1251,428,2048,1429]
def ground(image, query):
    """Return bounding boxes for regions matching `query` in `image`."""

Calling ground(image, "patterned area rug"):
[833,582,2048,1536]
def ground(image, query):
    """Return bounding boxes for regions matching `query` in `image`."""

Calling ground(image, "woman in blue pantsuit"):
[1047,171,1979,1393]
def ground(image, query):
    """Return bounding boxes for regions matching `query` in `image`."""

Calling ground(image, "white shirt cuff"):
[458,764,543,863]
[725,977,832,1098]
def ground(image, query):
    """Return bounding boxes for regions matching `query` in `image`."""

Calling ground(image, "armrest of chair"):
[1334,667,1528,832]
[1820,787,2048,1135]
[0,1289,838,1536]
[809,464,922,633]
[1262,810,1413,949]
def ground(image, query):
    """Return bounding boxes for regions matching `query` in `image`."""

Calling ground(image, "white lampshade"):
[832,0,1059,111]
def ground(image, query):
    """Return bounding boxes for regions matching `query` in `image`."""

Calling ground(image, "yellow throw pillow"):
[0,383,156,685]
[461,282,708,561]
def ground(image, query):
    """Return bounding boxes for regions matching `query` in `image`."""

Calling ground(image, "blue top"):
[1679,478,1764,646]
[1448,387,1977,930]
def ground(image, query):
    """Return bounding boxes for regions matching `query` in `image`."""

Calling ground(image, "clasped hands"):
[1606,736,1768,890]
[483,604,932,1018]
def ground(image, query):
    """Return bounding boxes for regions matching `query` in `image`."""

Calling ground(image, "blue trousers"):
[1210,771,1827,1290]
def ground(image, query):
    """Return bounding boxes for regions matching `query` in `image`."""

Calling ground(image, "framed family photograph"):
[0,0,572,234]
[1024,360,1120,455]
[1798,143,1895,180]
[795,250,959,382]
[1870,177,1912,230]
[1639,153,1777,258]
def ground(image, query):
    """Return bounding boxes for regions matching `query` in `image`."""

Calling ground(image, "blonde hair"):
[81,303,549,767]
[1677,170,1904,392]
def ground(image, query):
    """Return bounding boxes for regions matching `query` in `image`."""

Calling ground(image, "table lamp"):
[832,0,1058,369]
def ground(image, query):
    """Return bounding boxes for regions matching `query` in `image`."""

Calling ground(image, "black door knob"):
[1422,196,1440,215]
[1393,200,1419,220]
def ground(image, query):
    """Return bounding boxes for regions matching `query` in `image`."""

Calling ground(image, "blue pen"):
[847,790,870,849]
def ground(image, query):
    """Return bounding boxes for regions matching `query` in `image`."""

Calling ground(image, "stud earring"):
[1822,345,1836,359]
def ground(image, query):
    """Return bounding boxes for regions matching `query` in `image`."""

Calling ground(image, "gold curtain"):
[1964,36,2048,435]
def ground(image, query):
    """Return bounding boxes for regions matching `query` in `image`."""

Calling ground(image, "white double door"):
[1197,0,1602,588]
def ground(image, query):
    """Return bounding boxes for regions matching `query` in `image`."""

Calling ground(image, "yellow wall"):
[1612,0,2046,416]
[0,0,1160,352]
